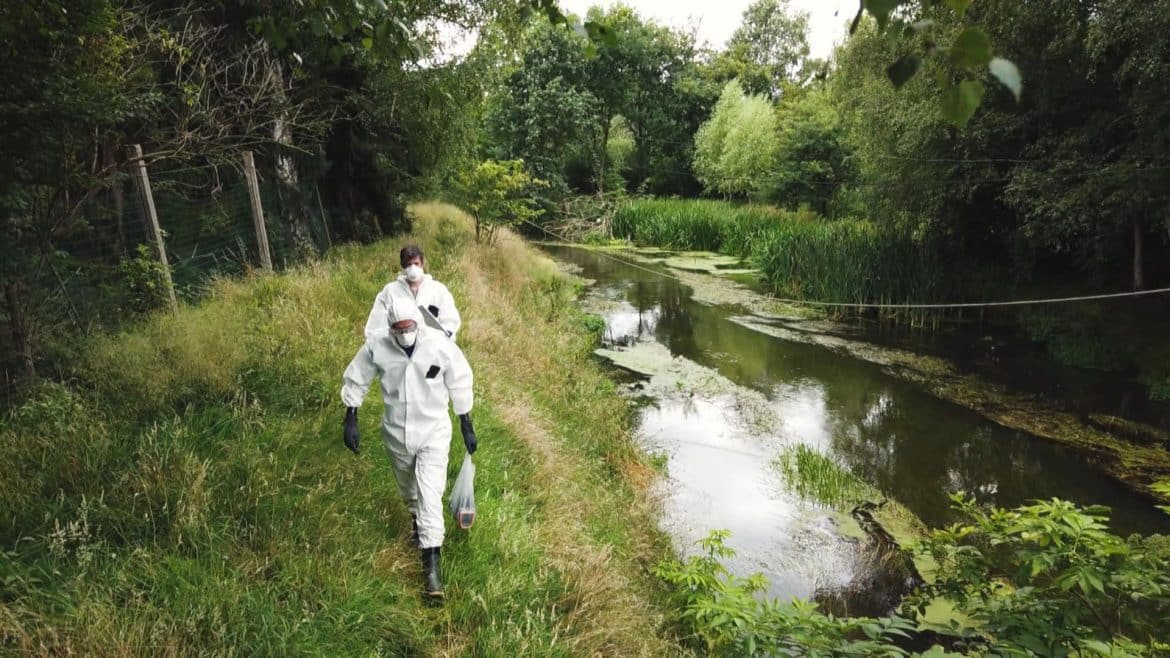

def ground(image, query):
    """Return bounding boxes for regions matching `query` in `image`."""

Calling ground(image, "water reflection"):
[548,244,1170,535]
[640,395,867,602]
[601,301,660,346]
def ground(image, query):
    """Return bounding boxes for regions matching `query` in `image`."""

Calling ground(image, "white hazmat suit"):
[341,299,474,549]
[364,273,461,343]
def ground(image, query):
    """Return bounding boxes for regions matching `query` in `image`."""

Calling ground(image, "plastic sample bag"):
[449,454,476,529]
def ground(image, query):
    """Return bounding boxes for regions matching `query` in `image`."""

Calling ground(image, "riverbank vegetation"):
[612,199,953,315]
[658,499,1170,657]
[494,1,1170,298]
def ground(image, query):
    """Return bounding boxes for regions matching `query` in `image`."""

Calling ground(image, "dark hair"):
[399,244,425,268]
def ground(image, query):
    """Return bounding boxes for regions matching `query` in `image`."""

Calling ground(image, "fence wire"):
[0,155,335,406]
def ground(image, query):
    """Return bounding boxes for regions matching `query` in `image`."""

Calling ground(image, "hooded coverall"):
[364,274,461,343]
[341,318,474,549]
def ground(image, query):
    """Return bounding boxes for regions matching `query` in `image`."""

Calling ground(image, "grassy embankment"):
[0,203,688,656]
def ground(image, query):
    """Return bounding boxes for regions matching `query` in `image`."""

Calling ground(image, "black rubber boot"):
[421,547,443,599]
[410,516,420,548]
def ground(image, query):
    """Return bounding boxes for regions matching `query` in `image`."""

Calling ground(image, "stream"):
[542,244,1170,617]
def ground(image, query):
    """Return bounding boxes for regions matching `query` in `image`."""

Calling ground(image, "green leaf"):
[310,16,327,37]
[1084,568,1106,594]
[950,28,993,68]
[1080,639,1115,655]
[361,36,373,50]
[1030,556,1045,577]
[863,0,903,30]
[989,57,1022,101]
[943,0,973,15]
[941,79,984,127]
[583,20,617,47]
[886,54,921,88]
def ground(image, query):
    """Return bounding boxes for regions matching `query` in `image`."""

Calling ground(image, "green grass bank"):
[0,203,686,656]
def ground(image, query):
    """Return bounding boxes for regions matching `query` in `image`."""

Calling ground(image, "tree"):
[833,0,1170,290]
[1006,0,1170,291]
[484,21,597,195]
[771,87,855,216]
[1088,0,1170,289]
[452,160,548,244]
[726,0,810,91]
[605,116,636,191]
[486,6,713,198]
[0,1,321,380]
[833,15,1012,253]
[246,0,492,241]
[692,81,778,200]
[700,42,775,99]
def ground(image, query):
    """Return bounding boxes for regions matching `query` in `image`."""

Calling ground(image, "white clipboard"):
[418,304,445,332]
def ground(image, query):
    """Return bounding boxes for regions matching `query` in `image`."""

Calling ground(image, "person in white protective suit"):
[341,296,477,599]
[364,244,461,343]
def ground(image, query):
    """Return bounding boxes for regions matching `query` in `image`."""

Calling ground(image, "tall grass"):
[612,198,788,255]
[612,198,954,321]
[774,444,874,508]
[0,204,684,656]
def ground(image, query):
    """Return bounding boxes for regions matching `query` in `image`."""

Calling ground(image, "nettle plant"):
[910,495,1170,656]
[657,497,1170,657]
[653,530,915,657]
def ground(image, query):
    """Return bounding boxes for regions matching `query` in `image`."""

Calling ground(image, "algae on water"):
[660,253,745,273]
[594,341,779,436]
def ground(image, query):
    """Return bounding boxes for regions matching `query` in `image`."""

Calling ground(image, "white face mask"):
[404,265,424,283]
[393,329,418,349]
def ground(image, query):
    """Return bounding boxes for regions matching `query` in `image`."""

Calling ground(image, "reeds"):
[613,198,954,326]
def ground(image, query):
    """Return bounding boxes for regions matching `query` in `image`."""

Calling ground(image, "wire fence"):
[0,150,335,406]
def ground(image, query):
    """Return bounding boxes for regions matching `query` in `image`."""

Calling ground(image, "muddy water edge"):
[541,243,1170,618]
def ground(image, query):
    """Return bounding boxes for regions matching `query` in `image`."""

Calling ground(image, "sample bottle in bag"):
[449,454,476,529]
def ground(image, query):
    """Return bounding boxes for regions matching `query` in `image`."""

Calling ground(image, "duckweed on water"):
[594,341,780,436]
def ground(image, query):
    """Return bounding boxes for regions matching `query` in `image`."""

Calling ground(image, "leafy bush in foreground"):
[657,497,1170,657]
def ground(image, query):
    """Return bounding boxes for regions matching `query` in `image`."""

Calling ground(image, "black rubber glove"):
[459,413,477,455]
[343,407,360,454]
[427,304,439,317]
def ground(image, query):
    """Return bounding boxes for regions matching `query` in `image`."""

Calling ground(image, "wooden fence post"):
[242,150,273,271]
[315,184,333,248]
[126,144,178,312]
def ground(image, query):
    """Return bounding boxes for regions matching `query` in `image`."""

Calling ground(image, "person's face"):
[402,255,424,270]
